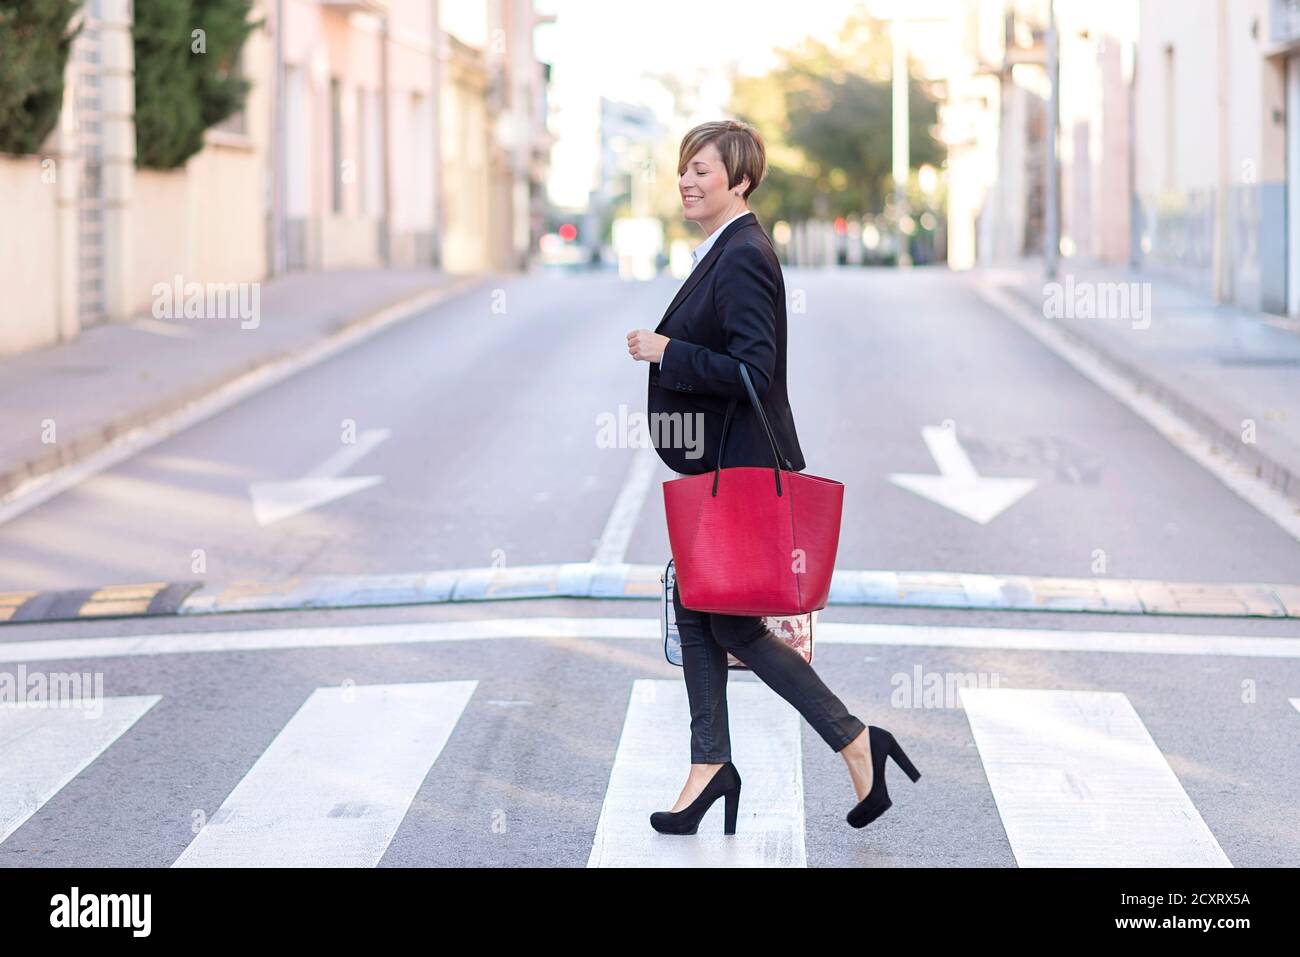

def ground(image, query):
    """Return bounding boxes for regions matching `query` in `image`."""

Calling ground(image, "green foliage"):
[0,0,81,157]
[729,11,945,222]
[134,0,201,169]
[192,0,256,128]
[134,0,257,169]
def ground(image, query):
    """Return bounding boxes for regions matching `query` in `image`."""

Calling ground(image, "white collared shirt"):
[689,209,751,272]
[661,209,750,370]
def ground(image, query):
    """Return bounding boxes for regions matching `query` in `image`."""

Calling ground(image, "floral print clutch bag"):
[662,559,815,670]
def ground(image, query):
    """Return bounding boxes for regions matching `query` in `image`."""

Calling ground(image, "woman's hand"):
[627,329,671,363]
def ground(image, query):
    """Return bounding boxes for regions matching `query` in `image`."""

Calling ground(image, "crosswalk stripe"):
[172,681,477,867]
[0,696,161,846]
[960,688,1231,867]
[1291,698,1300,715]
[0,675,1260,866]
[588,679,806,867]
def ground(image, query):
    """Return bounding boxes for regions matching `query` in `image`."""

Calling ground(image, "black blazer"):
[647,211,805,475]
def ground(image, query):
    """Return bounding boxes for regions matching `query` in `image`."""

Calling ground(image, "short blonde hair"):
[677,120,766,200]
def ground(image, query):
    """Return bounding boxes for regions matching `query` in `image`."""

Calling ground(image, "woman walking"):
[626,120,920,835]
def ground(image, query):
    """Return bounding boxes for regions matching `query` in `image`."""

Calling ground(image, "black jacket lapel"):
[655,211,756,333]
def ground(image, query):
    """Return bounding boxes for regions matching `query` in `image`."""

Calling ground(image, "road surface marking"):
[961,687,1231,867]
[591,446,662,565]
[0,695,161,846]
[888,424,1036,524]
[2,618,1299,664]
[588,679,805,867]
[249,427,389,526]
[171,680,476,867]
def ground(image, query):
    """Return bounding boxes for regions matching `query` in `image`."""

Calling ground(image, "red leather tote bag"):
[663,363,844,616]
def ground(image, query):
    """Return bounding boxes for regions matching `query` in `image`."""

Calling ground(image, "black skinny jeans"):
[671,558,867,764]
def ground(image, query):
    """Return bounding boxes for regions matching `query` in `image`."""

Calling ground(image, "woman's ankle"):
[840,728,868,759]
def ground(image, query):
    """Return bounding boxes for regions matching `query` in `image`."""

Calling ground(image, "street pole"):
[1045,0,1059,279]
[892,17,911,267]
[430,0,444,268]
[271,0,285,276]
[379,12,392,267]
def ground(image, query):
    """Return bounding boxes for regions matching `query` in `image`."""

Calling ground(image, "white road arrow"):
[249,428,390,526]
[888,425,1036,524]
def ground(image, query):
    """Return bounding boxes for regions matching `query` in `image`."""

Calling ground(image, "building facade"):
[0,0,553,358]
[1134,0,1292,315]
[937,0,1136,272]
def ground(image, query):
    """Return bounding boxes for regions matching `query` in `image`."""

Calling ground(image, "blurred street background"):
[0,0,1299,870]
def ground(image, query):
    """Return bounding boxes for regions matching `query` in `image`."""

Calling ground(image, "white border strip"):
[1,617,1299,663]
[591,447,662,566]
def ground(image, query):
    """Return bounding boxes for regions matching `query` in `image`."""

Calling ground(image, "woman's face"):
[679,141,747,226]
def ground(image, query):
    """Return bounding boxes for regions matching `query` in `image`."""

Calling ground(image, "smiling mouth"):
[683,195,702,206]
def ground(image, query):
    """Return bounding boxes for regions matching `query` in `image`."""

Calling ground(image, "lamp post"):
[873,0,947,267]
[893,17,912,267]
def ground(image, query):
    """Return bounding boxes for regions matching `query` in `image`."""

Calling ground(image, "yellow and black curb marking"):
[0,582,201,624]
[2,565,1300,626]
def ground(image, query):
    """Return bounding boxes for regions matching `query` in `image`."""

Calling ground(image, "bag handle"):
[713,362,791,497]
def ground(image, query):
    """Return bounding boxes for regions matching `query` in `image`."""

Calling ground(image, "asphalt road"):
[1,267,1298,867]
[3,267,1298,587]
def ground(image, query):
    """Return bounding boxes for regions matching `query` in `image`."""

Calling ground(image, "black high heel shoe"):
[846,726,921,828]
[650,762,742,835]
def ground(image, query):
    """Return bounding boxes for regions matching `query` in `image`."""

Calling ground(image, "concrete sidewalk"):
[983,262,1300,506]
[0,268,487,501]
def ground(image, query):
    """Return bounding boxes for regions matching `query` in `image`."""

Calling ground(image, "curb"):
[3,563,1298,625]
[1,581,201,623]
[0,275,489,507]
[994,278,1300,506]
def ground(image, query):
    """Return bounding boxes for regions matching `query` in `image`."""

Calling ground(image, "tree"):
[728,11,943,223]
[0,0,81,157]
[192,0,256,129]
[133,0,257,169]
